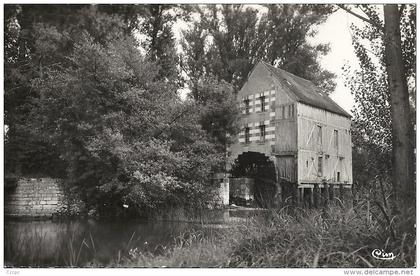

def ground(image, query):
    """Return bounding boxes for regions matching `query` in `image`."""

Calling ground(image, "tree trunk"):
[383,5,415,213]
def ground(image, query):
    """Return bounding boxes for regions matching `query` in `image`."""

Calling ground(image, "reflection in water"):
[4,219,198,267]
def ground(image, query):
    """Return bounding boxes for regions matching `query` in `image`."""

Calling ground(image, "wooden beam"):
[273,150,297,156]
[306,124,316,147]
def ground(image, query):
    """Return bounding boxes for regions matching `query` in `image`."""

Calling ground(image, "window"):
[317,125,322,149]
[337,171,341,182]
[333,129,339,150]
[318,156,323,177]
[244,99,250,114]
[288,105,294,118]
[245,127,250,143]
[259,124,266,142]
[260,96,265,112]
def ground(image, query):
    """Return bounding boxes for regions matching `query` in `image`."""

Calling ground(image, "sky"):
[310,8,364,114]
[173,6,368,115]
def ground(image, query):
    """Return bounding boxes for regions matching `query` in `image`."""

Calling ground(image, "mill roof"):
[260,61,351,118]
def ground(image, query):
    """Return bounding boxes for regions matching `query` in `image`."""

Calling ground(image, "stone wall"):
[4,178,64,217]
[218,179,230,205]
[212,173,230,206]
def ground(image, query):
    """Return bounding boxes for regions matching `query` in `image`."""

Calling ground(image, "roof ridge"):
[258,61,351,118]
[262,61,314,85]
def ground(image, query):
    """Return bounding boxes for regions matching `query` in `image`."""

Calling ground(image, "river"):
[4,208,266,267]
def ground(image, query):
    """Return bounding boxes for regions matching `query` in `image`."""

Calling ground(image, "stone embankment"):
[5,178,64,217]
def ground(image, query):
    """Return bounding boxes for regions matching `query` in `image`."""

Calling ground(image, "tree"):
[341,4,415,214]
[181,4,336,93]
[342,6,393,189]
[30,23,223,216]
[190,77,241,153]
[5,5,225,216]
[4,4,136,176]
[383,5,415,210]
[4,5,78,176]
[139,4,192,84]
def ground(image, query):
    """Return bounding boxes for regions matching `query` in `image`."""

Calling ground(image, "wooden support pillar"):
[339,184,344,200]
[329,183,334,201]
[324,184,329,206]
[313,183,319,208]
[277,184,283,205]
[281,183,285,202]
[309,187,314,208]
[285,184,289,202]
[300,188,304,207]
[293,184,299,205]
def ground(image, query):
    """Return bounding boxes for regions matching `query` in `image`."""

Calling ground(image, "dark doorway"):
[230,152,277,208]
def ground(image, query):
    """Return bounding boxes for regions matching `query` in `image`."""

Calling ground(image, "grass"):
[225,204,415,268]
[114,201,416,268]
[5,200,415,268]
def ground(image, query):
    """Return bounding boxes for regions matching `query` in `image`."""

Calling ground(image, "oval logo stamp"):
[371,249,396,260]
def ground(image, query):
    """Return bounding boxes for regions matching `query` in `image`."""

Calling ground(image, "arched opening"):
[230,152,277,208]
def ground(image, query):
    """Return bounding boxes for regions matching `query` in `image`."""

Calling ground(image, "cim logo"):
[371,249,396,260]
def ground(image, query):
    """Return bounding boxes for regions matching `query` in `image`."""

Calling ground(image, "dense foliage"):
[4,5,229,216]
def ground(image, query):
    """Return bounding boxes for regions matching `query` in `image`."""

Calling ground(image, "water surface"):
[5,218,203,267]
[4,208,266,267]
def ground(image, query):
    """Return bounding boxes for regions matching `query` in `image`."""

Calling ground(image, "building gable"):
[239,62,296,106]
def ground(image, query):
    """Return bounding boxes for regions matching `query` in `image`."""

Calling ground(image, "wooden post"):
[329,183,334,201]
[278,184,283,205]
[310,187,314,208]
[314,183,319,208]
[299,188,303,207]
[324,184,329,206]
[339,184,344,201]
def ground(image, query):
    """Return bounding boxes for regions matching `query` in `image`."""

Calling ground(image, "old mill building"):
[228,61,353,200]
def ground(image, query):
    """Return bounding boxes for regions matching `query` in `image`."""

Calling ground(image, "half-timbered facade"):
[228,61,352,194]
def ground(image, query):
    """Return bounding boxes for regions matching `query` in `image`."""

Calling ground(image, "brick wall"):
[4,178,64,217]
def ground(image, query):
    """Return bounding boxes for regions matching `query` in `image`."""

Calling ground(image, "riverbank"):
[5,201,415,268]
